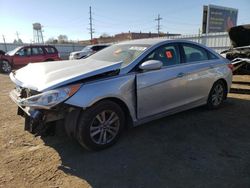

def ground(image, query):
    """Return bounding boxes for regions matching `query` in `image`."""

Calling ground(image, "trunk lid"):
[228,24,250,47]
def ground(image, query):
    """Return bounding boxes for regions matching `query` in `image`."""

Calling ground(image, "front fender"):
[65,74,137,121]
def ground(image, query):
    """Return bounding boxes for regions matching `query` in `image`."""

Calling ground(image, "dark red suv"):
[0,45,61,73]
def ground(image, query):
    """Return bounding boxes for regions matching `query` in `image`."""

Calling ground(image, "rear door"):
[136,44,190,119]
[30,47,45,63]
[44,46,59,60]
[178,43,220,104]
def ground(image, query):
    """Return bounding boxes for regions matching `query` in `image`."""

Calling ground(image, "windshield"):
[89,44,150,67]
[81,46,91,52]
[6,46,22,56]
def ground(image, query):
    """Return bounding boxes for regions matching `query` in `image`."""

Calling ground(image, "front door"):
[136,44,189,119]
[13,47,31,67]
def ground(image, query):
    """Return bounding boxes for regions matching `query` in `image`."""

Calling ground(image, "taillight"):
[227,63,234,71]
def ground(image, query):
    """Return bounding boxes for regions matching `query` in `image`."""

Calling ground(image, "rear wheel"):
[0,60,11,73]
[207,80,227,109]
[76,101,125,150]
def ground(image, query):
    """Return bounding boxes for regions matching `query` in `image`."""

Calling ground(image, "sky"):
[0,0,249,43]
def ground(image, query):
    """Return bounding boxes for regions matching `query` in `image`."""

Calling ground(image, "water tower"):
[33,23,44,43]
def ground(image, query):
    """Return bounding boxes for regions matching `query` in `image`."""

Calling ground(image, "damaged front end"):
[221,24,250,73]
[9,84,81,135]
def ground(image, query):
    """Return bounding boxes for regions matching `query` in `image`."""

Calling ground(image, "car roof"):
[116,38,203,46]
[19,45,56,48]
[118,38,169,45]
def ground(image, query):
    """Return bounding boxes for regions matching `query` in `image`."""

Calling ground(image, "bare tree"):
[58,35,68,43]
[100,33,111,38]
[46,37,58,44]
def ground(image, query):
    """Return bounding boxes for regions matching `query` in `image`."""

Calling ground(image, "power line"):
[155,14,163,36]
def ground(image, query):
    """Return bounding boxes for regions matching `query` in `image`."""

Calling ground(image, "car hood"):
[70,50,81,54]
[10,59,122,92]
[228,24,250,48]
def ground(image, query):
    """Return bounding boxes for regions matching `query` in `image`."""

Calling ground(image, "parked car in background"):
[69,44,109,60]
[0,45,61,73]
[0,50,5,55]
[9,39,232,151]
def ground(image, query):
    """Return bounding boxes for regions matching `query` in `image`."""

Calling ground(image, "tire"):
[76,100,125,151]
[207,80,227,109]
[0,60,12,73]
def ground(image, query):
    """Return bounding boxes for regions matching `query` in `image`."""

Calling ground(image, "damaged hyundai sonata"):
[9,39,233,150]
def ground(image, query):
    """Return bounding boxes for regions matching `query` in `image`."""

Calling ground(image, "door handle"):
[177,72,185,77]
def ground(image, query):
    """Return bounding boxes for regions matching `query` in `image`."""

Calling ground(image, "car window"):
[91,46,99,51]
[143,44,180,67]
[208,51,219,60]
[45,47,56,54]
[182,44,208,63]
[81,46,91,52]
[98,45,108,50]
[16,47,31,56]
[32,47,44,55]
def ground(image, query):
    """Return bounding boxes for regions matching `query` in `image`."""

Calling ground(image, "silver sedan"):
[9,39,233,150]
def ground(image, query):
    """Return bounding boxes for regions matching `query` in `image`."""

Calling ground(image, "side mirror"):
[139,60,163,71]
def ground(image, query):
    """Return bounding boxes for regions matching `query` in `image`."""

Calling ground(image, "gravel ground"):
[0,73,250,188]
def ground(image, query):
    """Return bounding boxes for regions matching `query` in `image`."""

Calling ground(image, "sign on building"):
[202,4,238,34]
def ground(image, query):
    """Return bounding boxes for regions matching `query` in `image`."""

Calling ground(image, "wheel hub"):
[1,61,11,73]
[211,84,224,106]
[90,110,120,145]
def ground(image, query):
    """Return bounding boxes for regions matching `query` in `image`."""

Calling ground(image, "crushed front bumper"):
[9,88,66,134]
[9,89,33,116]
[10,88,45,133]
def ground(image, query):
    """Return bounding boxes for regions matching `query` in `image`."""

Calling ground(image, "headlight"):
[74,53,80,57]
[20,84,81,109]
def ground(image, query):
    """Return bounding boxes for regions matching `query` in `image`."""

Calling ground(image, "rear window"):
[45,47,57,54]
[183,44,208,63]
[32,47,44,55]
[208,51,219,60]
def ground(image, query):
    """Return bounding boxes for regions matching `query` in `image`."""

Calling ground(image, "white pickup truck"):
[69,44,109,60]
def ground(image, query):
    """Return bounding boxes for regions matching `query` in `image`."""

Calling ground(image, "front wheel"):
[207,80,227,109]
[76,101,125,150]
[0,60,12,73]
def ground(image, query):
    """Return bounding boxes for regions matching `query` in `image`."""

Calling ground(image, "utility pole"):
[155,14,163,37]
[16,31,20,40]
[88,6,94,41]
[2,35,7,51]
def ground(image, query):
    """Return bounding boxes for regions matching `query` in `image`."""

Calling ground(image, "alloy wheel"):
[211,84,224,106]
[90,110,120,145]
[1,60,11,73]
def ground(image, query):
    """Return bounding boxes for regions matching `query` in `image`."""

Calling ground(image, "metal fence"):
[0,43,85,59]
[165,32,231,53]
[0,32,231,59]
